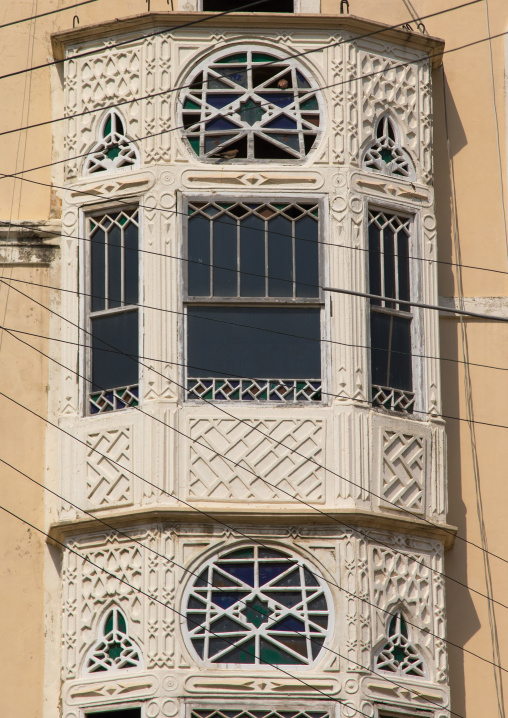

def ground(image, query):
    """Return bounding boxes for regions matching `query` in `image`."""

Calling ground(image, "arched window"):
[83,606,142,674]
[183,545,332,665]
[180,48,322,162]
[84,110,139,175]
[362,116,415,179]
[374,611,426,678]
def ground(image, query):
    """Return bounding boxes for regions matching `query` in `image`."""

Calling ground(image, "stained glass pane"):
[184,546,330,665]
[182,48,320,161]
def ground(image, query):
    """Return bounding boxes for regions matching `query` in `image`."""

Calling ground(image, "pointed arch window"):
[374,611,426,678]
[84,607,143,674]
[363,116,415,179]
[84,110,140,175]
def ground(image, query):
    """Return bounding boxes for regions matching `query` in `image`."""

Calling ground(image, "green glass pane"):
[239,98,263,126]
[253,53,277,63]
[260,638,304,665]
[105,611,114,634]
[311,208,319,217]
[108,641,122,660]
[104,116,112,136]
[118,214,127,226]
[399,615,408,638]
[189,137,200,155]
[117,612,127,633]
[242,598,271,628]
[392,644,407,664]
[300,96,318,111]
[131,398,139,407]
[216,53,247,64]
[90,220,96,230]
[184,98,200,110]
[380,148,393,164]
[272,203,288,210]
[106,146,120,161]
[217,202,233,209]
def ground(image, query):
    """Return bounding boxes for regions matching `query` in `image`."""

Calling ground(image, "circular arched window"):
[183,545,332,666]
[180,48,322,162]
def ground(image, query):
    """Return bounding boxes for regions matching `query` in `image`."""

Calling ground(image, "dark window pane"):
[91,224,106,312]
[85,710,141,718]
[188,215,211,296]
[397,230,410,303]
[124,220,139,305]
[382,225,396,306]
[203,0,294,11]
[92,311,138,391]
[213,214,237,296]
[108,224,122,309]
[268,215,292,297]
[295,215,319,297]
[240,214,265,297]
[370,311,412,391]
[187,306,320,379]
[368,221,381,304]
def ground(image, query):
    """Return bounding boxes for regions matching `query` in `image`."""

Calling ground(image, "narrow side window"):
[368,210,414,413]
[87,208,140,414]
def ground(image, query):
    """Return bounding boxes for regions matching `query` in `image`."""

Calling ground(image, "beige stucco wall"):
[0,1,507,717]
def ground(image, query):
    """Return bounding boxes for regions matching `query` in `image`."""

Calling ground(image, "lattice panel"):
[371,547,432,654]
[360,50,419,158]
[381,431,424,512]
[86,427,133,507]
[188,418,324,502]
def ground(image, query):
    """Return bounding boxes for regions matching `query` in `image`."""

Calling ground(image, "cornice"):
[48,506,457,549]
[51,11,444,69]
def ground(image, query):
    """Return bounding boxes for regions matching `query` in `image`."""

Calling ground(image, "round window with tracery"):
[183,545,332,666]
[180,49,322,162]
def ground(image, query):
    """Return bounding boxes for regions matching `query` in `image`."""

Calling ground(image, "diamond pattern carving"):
[86,427,133,507]
[381,431,424,512]
[188,418,324,502]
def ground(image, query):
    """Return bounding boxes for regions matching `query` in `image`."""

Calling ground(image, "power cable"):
[0,0,273,84]
[0,382,505,682]
[6,281,508,586]
[0,453,467,713]
[0,0,477,97]
[0,501,377,718]
[0,0,99,31]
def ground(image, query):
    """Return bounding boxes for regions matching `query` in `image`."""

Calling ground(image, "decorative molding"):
[86,427,133,508]
[181,170,323,188]
[380,430,425,514]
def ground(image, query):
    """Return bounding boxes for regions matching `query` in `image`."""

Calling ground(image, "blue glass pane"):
[217,69,247,87]
[211,591,247,609]
[268,133,300,151]
[259,562,291,585]
[264,115,297,130]
[270,616,306,632]
[91,223,106,312]
[296,70,311,89]
[218,562,255,586]
[295,215,319,298]
[206,117,240,132]
[205,134,236,154]
[268,215,292,296]
[124,220,139,305]
[188,215,210,296]
[258,93,293,107]
[213,214,237,296]
[107,224,122,308]
[91,311,138,392]
[240,214,265,297]
[207,93,240,108]
[208,78,230,90]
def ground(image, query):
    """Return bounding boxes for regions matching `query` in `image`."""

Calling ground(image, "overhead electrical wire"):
[0,453,469,715]
[0,0,99,31]
[6,279,508,582]
[0,502,381,718]
[0,0,479,91]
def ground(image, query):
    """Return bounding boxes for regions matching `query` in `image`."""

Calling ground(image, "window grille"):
[191,710,327,718]
[363,116,414,180]
[374,612,426,678]
[368,210,414,413]
[181,49,321,162]
[183,546,332,665]
[185,200,322,402]
[87,209,140,414]
[84,607,143,674]
[84,710,141,718]
[84,110,139,175]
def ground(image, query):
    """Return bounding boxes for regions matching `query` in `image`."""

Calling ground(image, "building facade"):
[0,2,507,718]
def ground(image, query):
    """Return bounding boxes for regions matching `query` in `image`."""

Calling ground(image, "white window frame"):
[365,201,425,416]
[179,192,329,405]
[79,201,144,417]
